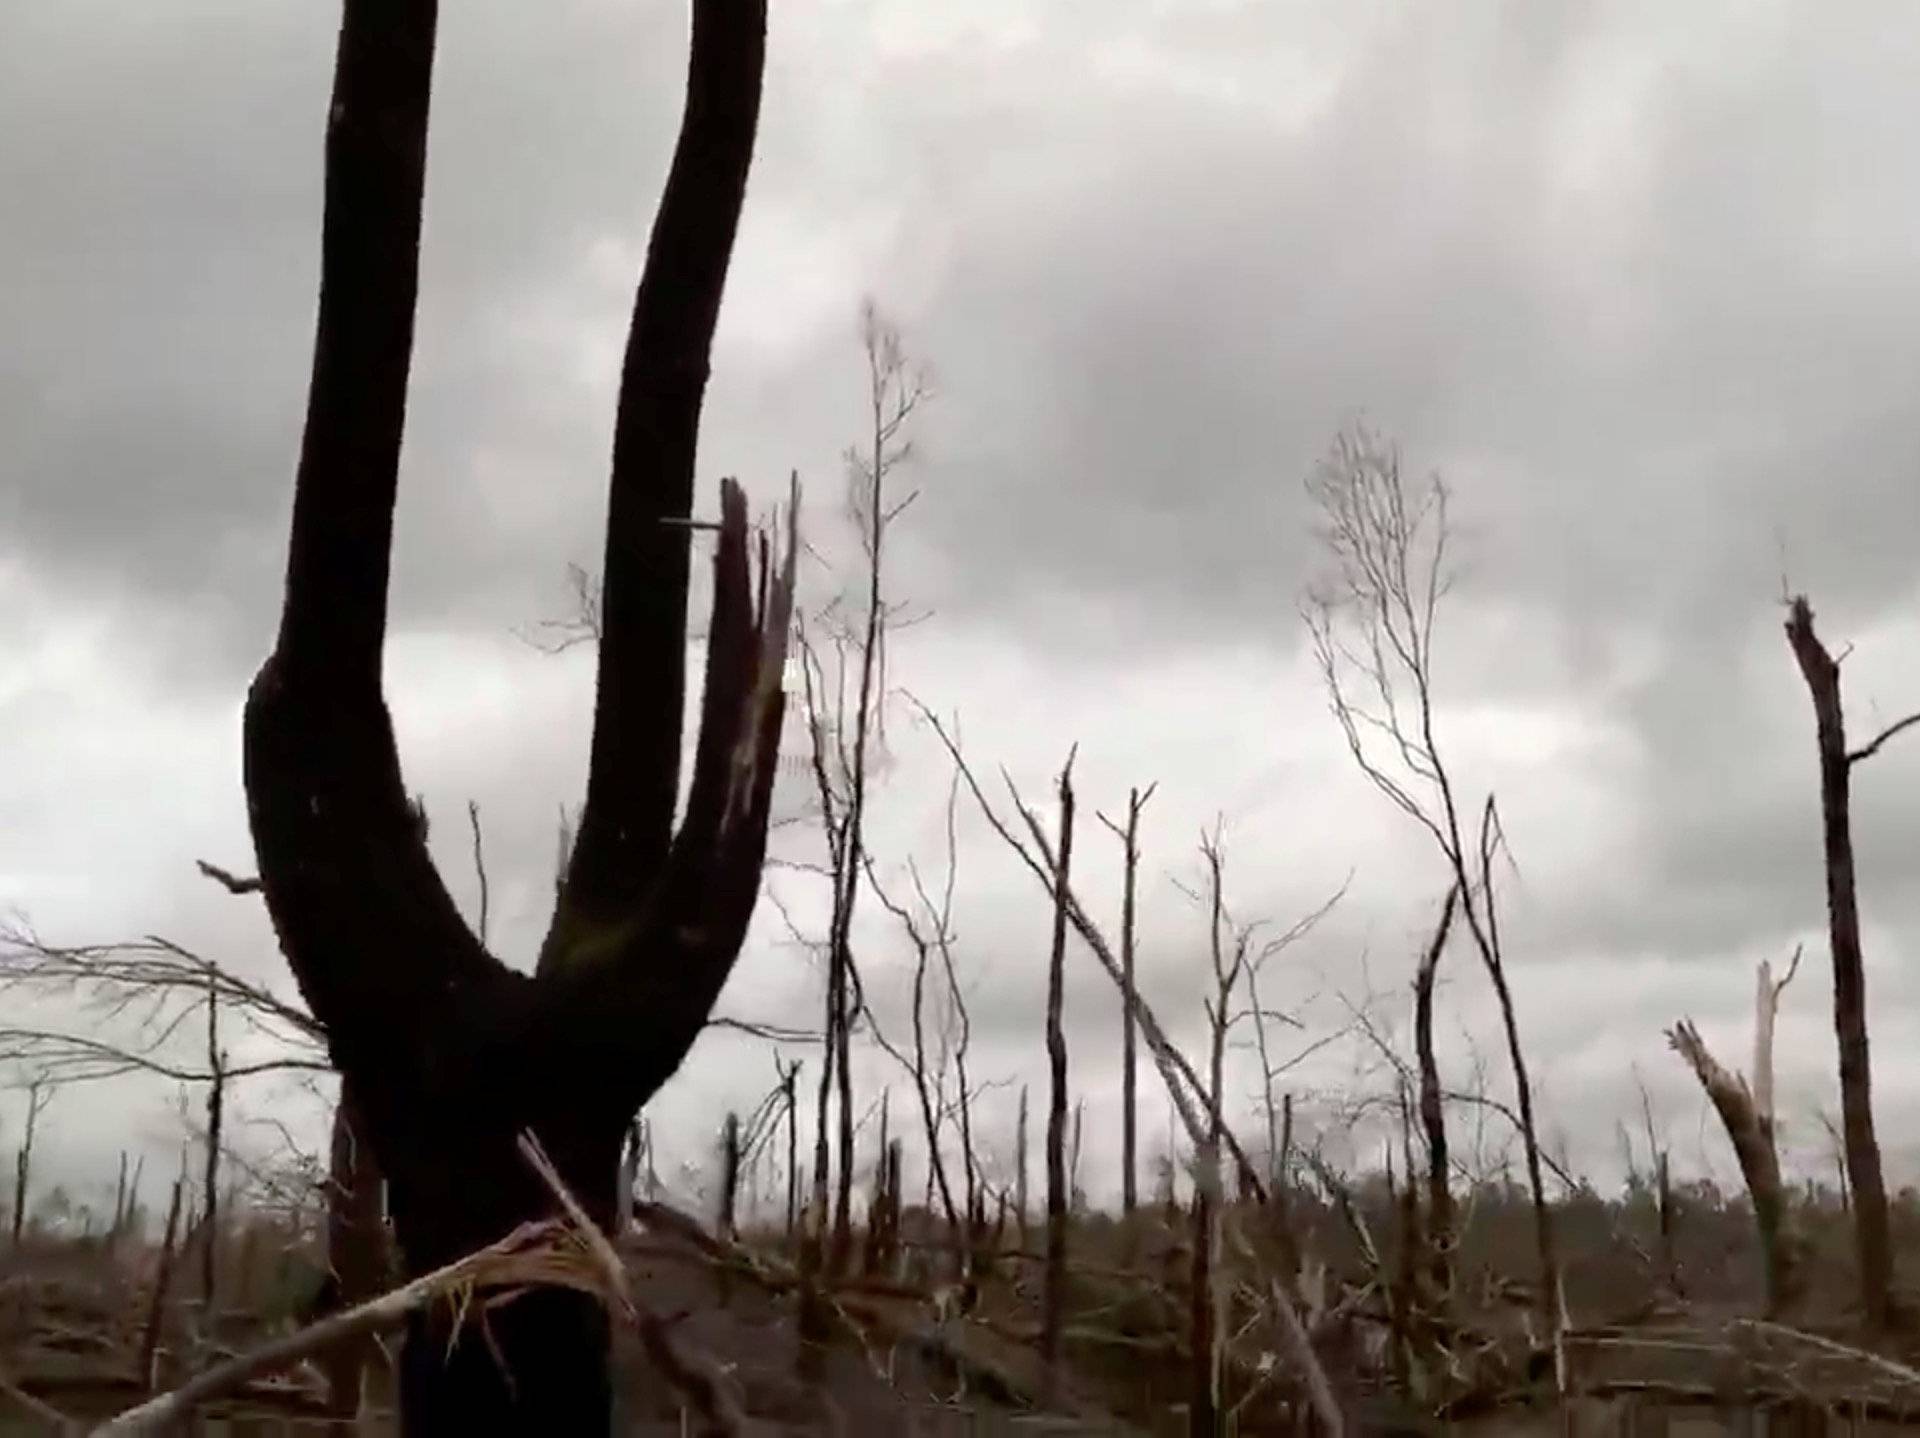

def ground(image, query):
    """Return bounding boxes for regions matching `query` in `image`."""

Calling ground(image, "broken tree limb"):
[93,1220,592,1436]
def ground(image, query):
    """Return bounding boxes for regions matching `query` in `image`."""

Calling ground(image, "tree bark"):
[323,1088,389,1415]
[1785,595,1894,1330]
[1413,885,1459,1300]
[245,3,779,1429]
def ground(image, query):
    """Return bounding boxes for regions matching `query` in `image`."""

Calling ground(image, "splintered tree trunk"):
[1668,1020,1804,1316]
[1785,596,1893,1329]
[1042,757,1076,1402]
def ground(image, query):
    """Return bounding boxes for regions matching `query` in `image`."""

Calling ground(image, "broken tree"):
[242,2,789,1430]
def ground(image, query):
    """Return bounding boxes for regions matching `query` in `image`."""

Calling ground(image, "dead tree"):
[1304,423,1560,1342]
[1667,950,1806,1316]
[1784,594,1918,1331]
[140,1177,185,1391]
[241,4,787,1430]
[8,1081,49,1248]
[1096,782,1157,1218]
[918,703,1274,1203]
[795,302,930,1277]
[1191,828,1248,1438]
[200,984,225,1305]
[1042,752,1077,1403]
[779,1057,801,1241]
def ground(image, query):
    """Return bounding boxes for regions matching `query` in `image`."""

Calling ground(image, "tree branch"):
[1847,710,1920,766]
[551,0,770,965]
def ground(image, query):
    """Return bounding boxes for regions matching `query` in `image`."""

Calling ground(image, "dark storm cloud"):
[0,0,887,679]
[821,1,1920,657]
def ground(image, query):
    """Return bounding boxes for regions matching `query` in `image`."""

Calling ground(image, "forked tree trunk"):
[1785,595,1895,1330]
[245,4,781,1429]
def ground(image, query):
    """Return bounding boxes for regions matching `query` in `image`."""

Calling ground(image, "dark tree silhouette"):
[241,2,786,1429]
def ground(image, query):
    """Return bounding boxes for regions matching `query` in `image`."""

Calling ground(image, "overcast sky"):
[7,0,1920,1222]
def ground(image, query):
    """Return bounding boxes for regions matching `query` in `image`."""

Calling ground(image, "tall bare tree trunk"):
[1098,785,1154,1219]
[1099,784,1155,1219]
[1042,756,1077,1403]
[1785,595,1902,1330]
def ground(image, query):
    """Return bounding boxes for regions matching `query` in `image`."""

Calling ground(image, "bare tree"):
[793,300,931,1279]
[1783,593,1919,1330]
[1096,782,1156,1218]
[240,4,790,1429]
[1303,422,1560,1340]
[0,915,390,1399]
[916,703,1272,1204]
